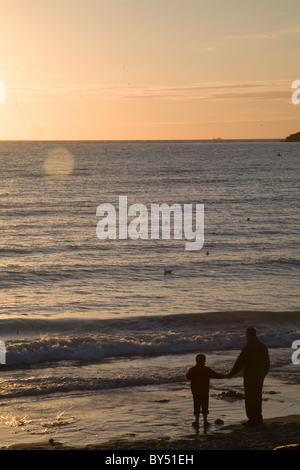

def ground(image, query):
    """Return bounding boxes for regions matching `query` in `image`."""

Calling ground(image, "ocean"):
[0,140,299,447]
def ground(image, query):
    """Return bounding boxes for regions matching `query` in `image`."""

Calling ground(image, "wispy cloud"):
[7,79,292,102]
[230,27,300,40]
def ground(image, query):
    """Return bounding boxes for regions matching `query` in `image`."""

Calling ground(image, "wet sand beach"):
[4,415,300,451]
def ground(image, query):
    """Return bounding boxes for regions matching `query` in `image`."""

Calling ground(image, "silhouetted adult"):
[228,327,270,426]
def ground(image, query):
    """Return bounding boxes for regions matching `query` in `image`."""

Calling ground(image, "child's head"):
[195,353,206,365]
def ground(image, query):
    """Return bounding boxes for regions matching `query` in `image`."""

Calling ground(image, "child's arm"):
[208,368,228,379]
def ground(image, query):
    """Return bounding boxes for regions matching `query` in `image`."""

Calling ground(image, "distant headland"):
[284,131,300,142]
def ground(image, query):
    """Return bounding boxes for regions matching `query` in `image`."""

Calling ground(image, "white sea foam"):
[2,311,299,367]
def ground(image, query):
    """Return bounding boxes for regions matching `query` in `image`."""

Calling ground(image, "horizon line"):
[0,138,286,143]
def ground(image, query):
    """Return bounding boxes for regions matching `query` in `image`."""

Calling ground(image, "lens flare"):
[44,147,74,177]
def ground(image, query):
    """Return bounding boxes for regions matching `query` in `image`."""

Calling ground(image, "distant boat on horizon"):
[212,137,223,142]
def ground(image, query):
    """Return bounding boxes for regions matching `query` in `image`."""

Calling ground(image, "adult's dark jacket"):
[229,337,270,381]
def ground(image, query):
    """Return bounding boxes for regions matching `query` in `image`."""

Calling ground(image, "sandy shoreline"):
[3,415,300,451]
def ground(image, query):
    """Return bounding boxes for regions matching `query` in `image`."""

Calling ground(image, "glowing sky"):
[0,0,300,140]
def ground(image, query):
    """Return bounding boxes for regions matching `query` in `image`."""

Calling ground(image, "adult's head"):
[246,327,256,341]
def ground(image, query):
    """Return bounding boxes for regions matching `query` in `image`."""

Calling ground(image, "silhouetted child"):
[186,353,227,428]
